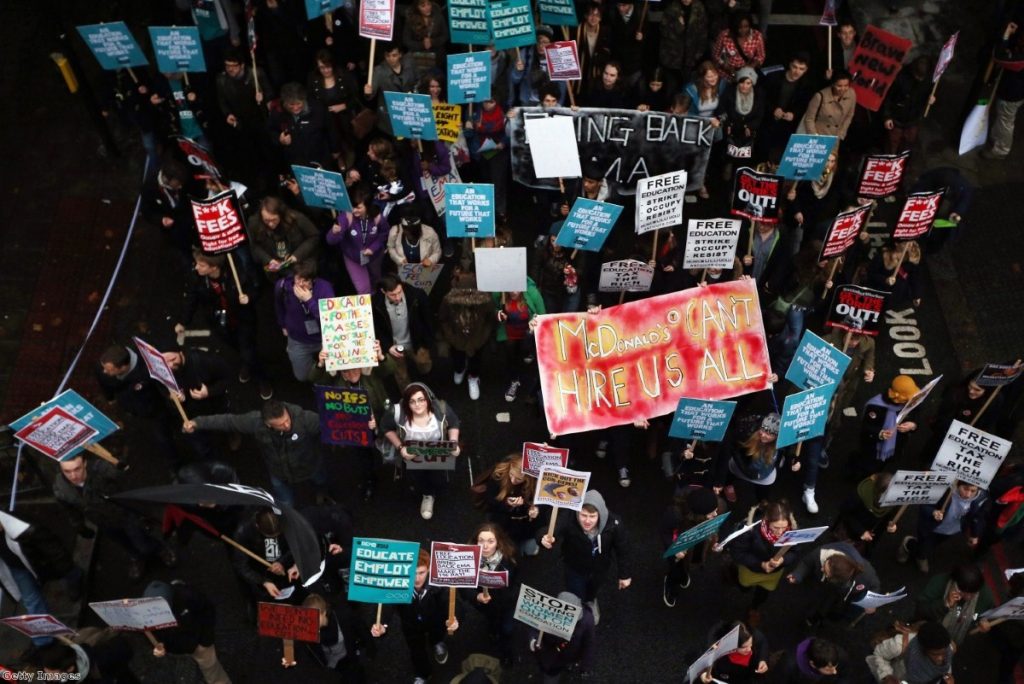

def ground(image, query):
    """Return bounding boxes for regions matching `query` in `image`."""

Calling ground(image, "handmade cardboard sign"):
[514,584,581,640]
[433,102,462,144]
[878,470,956,507]
[90,598,177,631]
[257,602,320,642]
[318,295,377,372]
[429,542,482,588]
[315,385,372,447]
[475,247,527,292]
[404,440,459,470]
[348,538,419,604]
[534,466,590,511]
[522,116,583,179]
[930,420,1011,489]
[521,442,570,478]
[668,398,737,442]
[398,263,445,294]
[849,26,912,111]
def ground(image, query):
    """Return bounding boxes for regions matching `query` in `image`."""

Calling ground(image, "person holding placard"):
[698,620,770,683]
[739,219,794,297]
[54,454,176,582]
[161,346,234,460]
[977,572,1024,684]
[532,224,585,314]
[719,413,783,503]
[363,43,418,135]
[472,454,542,555]
[660,488,725,607]
[464,523,520,666]
[216,48,274,182]
[866,621,955,684]
[141,158,202,263]
[371,548,461,682]
[493,279,545,403]
[757,52,814,164]
[857,375,920,479]
[728,500,799,622]
[788,153,841,244]
[881,56,936,155]
[982,16,1024,160]
[914,564,994,646]
[229,509,300,610]
[834,472,897,558]
[327,184,390,294]
[274,260,335,381]
[540,490,631,621]
[866,241,923,309]
[800,70,855,140]
[716,67,765,179]
[143,580,232,683]
[528,590,596,682]
[372,274,435,388]
[787,541,880,625]
[898,480,987,574]
[402,0,448,61]
[380,382,461,520]
[826,322,876,421]
[303,593,374,680]
[268,82,337,171]
[465,99,510,217]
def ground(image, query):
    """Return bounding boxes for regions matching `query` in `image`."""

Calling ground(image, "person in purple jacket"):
[326,184,390,294]
[274,260,335,381]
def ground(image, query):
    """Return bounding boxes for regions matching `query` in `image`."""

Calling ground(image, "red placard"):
[478,569,510,589]
[174,136,223,180]
[544,41,581,81]
[849,26,913,112]
[429,542,482,588]
[819,204,871,260]
[133,336,182,394]
[191,190,247,254]
[359,0,395,40]
[536,279,771,435]
[521,442,570,478]
[257,603,321,643]
[857,151,909,199]
[730,167,783,224]
[825,285,887,337]
[893,190,944,241]
[14,407,98,461]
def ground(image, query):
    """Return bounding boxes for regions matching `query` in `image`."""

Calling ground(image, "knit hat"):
[735,67,759,85]
[686,488,719,515]
[760,412,781,435]
[888,375,920,404]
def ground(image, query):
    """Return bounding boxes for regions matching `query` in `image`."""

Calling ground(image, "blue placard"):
[149,26,206,73]
[447,52,491,104]
[448,0,491,45]
[383,91,438,140]
[8,390,119,460]
[304,0,344,20]
[662,511,731,558]
[539,0,578,27]
[777,384,834,449]
[555,198,623,252]
[445,183,496,237]
[668,398,737,442]
[489,0,537,50]
[777,134,838,180]
[291,165,353,212]
[785,330,852,391]
[348,538,420,604]
[76,22,148,70]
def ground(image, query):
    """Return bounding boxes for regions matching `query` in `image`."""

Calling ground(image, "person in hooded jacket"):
[528,591,596,682]
[773,637,850,683]
[787,541,880,625]
[857,375,920,479]
[540,490,631,621]
[463,522,521,666]
[303,592,374,681]
[833,472,898,558]
[380,382,461,520]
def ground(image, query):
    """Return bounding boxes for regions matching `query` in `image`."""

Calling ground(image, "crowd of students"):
[3,0,1024,682]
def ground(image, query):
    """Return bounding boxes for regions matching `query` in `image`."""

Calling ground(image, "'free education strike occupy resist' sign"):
[635,170,686,233]
[879,470,956,507]
[535,279,771,435]
[319,296,377,372]
[349,538,419,604]
[930,420,1011,489]
[668,398,737,442]
[683,219,742,270]
[315,385,371,447]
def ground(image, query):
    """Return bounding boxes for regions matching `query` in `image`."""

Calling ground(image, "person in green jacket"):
[492,277,545,403]
[309,340,395,501]
[914,563,994,647]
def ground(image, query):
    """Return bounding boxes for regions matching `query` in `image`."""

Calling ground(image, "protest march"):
[4,0,1024,682]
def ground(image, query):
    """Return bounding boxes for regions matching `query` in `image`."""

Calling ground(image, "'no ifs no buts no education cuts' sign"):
[930,420,1011,489]
[349,538,419,604]
[315,385,372,448]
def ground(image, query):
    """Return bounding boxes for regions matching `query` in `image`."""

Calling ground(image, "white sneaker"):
[618,467,631,488]
[505,380,521,402]
[413,678,427,684]
[587,599,600,625]
[595,440,608,459]
[842,406,857,418]
[420,495,435,520]
[802,488,819,514]
[468,376,480,400]
[453,368,466,385]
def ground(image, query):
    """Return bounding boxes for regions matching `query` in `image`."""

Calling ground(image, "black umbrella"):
[113,483,324,583]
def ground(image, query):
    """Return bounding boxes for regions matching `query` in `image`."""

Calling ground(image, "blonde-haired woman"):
[472,453,543,555]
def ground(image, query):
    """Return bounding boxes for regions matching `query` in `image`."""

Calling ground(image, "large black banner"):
[510,107,714,197]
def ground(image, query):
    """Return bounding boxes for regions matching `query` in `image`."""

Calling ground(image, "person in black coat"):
[607,0,645,85]
[267,82,338,172]
[463,523,521,666]
[786,541,881,624]
[728,500,799,620]
[540,490,631,614]
[141,157,203,265]
[163,346,234,460]
[371,548,461,681]
[756,52,814,164]
[472,454,544,556]
[144,580,232,684]
[301,504,355,598]
[529,591,596,681]
[231,510,299,605]
[371,274,435,389]
[698,620,769,682]
[660,487,726,607]
[881,56,936,155]
[304,593,374,682]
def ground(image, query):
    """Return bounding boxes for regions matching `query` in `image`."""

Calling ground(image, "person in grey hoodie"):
[184,400,324,507]
[540,490,631,622]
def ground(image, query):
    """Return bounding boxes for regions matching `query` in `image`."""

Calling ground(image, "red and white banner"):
[191,190,247,254]
[359,0,395,40]
[849,26,913,112]
[857,151,909,199]
[893,190,944,241]
[819,204,871,260]
[133,336,182,394]
[933,32,959,82]
[13,406,98,461]
[535,279,771,435]
[544,41,581,81]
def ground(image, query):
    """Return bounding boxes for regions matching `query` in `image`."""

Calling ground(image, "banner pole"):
[747,221,756,257]
[170,395,190,424]
[83,442,124,469]
[219,532,273,567]
[700,268,707,285]
[126,67,139,84]
[939,488,953,515]
[226,253,247,299]
[923,79,940,118]
[546,508,559,542]
[251,53,261,100]
[367,39,377,89]
[828,26,833,73]
[970,617,1007,635]
[375,603,383,628]
[887,242,910,285]
[891,504,909,525]
[849,610,867,628]
[651,229,659,262]
[638,0,650,34]
[771,544,791,563]
[143,630,162,649]
[821,258,841,300]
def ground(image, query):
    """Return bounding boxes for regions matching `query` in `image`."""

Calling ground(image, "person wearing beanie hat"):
[716,63,765,181]
[858,375,920,479]
[719,411,785,503]
[659,487,726,607]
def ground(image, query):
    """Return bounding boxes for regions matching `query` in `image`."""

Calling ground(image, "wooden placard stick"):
[700,268,707,285]
[849,610,868,628]
[841,330,853,354]
[169,395,190,424]
[251,52,262,100]
[747,221,757,257]
[970,360,1019,426]
[447,587,457,632]
[618,290,626,304]
[891,504,910,525]
[226,253,246,299]
[828,26,833,73]
[821,257,842,300]
[367,39,378,89]
[886,242,910,285]
[546,508,559,542]
[183,73,190,88]
[970,617,1007,635]
[771,544,791,563]
[375,603,383,630]
[939,488,954,515]
[83,442,125,470]
[219,533,273,567]
[923,79,940,118]
[637,0,650,34]
[467,45,475,119]
[143,629,164,652]
[282,638,296,667]
[126,67,139,84]
[651,228,660,262]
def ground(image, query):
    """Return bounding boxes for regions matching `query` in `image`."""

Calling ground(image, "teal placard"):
[348,538,420,604]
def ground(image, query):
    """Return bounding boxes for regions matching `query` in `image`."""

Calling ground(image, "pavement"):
[1,0,1023,682]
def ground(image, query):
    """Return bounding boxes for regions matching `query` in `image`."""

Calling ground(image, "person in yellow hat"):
[856,375,920,479]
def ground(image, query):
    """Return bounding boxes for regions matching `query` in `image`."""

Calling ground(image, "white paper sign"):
[683,219,742,270]
[474,247,527,292]
[598,259,654,293]
[1,614,76,638]
[90,597,178,631]
[852,587,908,610]
[635,170,686,234]
[523,116,582,179]
[513,584,581,640]
[981,597,1024,621]
[773,526,829,547]
[686,625,741,683]
[878,470,956,507]
[896,375,942,425]
[398,262,445,295]
[133,336,181,394]
[930,419,1011,489]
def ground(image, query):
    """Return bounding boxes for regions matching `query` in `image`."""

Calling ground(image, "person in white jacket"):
[866,620,955,684]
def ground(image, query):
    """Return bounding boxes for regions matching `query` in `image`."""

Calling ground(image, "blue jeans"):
[799,436,826,490]
[10,566,53,646]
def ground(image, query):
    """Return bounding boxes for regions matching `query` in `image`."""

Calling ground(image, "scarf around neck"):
[759,519,782,544]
